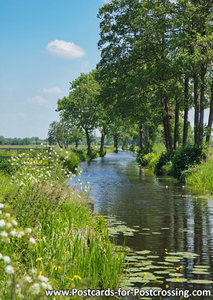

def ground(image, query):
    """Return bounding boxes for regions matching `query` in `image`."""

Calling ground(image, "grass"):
[186,159,213,194]
[0,147,125,299]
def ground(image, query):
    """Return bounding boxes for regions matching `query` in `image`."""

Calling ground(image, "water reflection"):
[70,151,213,295]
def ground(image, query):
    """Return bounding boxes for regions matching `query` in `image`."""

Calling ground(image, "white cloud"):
[42,87,63,94]
[46,40,86,59]
[27,96,48,105]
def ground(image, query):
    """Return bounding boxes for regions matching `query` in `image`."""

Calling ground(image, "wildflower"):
[52,265,61,271]
[38,275,48,282]
[29,237,36,244]
[165,284,169,289]
[0,231,8,237]
[10,229,17,236]
[5,265,14,274]
[17,231,25,238]
[5,213,10,217]
[30,283,40,295]
[72,275,82,281]
[3,256,11,264]
[0,219,6,227]
[143,272,146,275]
[6,223,12,228]
[12,220,17,226]
[24,276,32,283]
[0,203,4,209]
[25,228,32,234]
[0,253,3,259]
[36,257,43,262]
[176,276,180,282]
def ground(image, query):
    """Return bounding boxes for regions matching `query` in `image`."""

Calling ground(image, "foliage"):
[155,152,173,176]
[137,152,155,167]
[172,144,208,180]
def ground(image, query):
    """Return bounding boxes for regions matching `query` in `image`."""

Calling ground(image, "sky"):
[0,0,108,139]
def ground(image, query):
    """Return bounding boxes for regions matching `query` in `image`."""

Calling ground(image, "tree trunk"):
[139,125,144,150]
[114,135,118,153]
[100,132,105,155]
[183,77,189,146]
[163,116,169,150]
[174,98,179,150]
[163,97,173,152]
[194,76,200,145]
[85,130,91,156]
[144,127,150,153]
[206,80,213,144]
[198,64,206,145]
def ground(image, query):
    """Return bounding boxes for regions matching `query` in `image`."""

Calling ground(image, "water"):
[70,151,213,298]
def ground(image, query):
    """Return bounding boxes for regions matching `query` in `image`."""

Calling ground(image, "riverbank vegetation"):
[0,148,125,299]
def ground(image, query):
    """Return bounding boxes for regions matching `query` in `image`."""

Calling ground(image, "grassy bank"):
[0,148,124,299]
[137,144,213,195]
[186,159,213,194]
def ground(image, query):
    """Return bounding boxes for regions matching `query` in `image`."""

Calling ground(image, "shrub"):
[62,150,80,173]
[172,144,207,179]
[154,151,173,176]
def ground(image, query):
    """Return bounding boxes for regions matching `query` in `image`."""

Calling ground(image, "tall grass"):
[186,160,213,194]
[0,147,125,299]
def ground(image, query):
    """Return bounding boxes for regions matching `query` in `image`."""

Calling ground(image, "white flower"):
[0,203,4,209]
[41,282,48,289]
[31,268,37,274]
[24,276,32,283]
[0,253,3,259]
[38,275,48,282]
[29,237,36,244]
[5,265,14,274]
[0,231,8,237]
[10,229,17,236]
[3,256,11,264]
[12,220,17,226]
[17,231,25,238]
[6,223,12,229]
[30,283,40,295]
[0,219,6,227]
[25,228,32,234]
[5,213,10,217]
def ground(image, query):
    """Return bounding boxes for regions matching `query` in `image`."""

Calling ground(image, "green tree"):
[57,71,100,155]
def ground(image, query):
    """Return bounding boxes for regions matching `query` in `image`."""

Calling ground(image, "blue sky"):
[0,0,107,139]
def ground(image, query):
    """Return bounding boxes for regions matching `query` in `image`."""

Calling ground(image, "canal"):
[72,151,213,299]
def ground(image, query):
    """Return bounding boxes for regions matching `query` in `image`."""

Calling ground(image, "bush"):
[172,144,207,180]
[154,151,173,176]
[62,150,80,173]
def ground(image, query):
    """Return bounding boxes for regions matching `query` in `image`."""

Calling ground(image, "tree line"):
[50,0,213,156]
[0,136,45,146]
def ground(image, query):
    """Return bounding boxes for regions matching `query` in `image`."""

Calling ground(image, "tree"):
[57,71,100,155]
